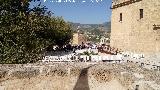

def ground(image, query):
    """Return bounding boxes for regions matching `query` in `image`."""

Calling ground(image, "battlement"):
[111,0,142,9]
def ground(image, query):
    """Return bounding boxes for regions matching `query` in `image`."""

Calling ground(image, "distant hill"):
[68,22,111,32]
[102,22,111,32]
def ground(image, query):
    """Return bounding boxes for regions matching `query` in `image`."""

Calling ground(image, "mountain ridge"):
[68,22,111,32]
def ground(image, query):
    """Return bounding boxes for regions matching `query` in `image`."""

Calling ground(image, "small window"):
[140,9,143,19]
[120,13,122,22]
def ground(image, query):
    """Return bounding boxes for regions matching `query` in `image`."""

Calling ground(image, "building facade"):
[72,33,87,45]
[110,0,160,54]
[100,36,109,45]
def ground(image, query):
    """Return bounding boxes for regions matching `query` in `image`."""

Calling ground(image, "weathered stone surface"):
[92,69,113,83]
[11,69,40,79]
[0,71,7,79]
[0,62,159,90]
[110,0,160,54]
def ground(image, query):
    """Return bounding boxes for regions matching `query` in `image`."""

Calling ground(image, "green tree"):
[0,0,73,64]
[53,17,73,47]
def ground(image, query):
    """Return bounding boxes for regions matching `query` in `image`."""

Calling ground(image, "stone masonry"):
[110,0,160,55]
[72,33,87,45]
[0,63,160,90]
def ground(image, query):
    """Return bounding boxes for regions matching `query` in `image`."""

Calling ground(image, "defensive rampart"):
[0,63,159,90]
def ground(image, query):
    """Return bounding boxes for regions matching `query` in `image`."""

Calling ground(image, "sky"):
[30,0,112,24]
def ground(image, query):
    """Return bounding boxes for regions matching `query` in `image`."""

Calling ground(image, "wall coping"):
[111,0,142,9]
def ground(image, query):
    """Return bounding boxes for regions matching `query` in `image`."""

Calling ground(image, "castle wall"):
[0,63,159,90]
[110,0,160,54]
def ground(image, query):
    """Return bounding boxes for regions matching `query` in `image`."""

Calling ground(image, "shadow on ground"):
[73,65,95,90]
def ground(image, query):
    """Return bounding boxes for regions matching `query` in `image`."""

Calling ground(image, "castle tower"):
[110,0,160,54]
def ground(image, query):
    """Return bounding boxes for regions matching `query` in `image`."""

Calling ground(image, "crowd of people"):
[97,45,121,55]
[43,43,125,63]
[47,43,121,55]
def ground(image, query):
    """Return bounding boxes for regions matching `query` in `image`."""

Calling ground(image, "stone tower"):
[110,0,160,54]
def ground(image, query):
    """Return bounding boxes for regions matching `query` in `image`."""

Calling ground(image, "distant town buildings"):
[110,0,160,54]
[72,32,87,45]
[100,36,109,45]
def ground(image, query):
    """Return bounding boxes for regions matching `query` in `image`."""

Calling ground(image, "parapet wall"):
[0,63,159,90]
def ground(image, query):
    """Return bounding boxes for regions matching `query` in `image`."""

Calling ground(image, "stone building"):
[110,0,160,54]
[100,36,110,45]
[72,33,87,45]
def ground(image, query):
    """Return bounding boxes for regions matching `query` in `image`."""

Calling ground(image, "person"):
[88,47,91,53]
[73,48,76,53]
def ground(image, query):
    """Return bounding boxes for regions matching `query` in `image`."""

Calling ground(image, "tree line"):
[0,0,73,64]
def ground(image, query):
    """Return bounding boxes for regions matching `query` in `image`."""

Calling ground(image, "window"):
[120,13,122,22]
[140,9,143,19]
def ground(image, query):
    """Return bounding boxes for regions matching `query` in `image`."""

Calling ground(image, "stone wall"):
[0,63,159,90]
[72,33,87,45]
[110,0,160,55]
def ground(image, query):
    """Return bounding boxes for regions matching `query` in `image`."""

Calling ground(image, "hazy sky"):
[30,0,112,24]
